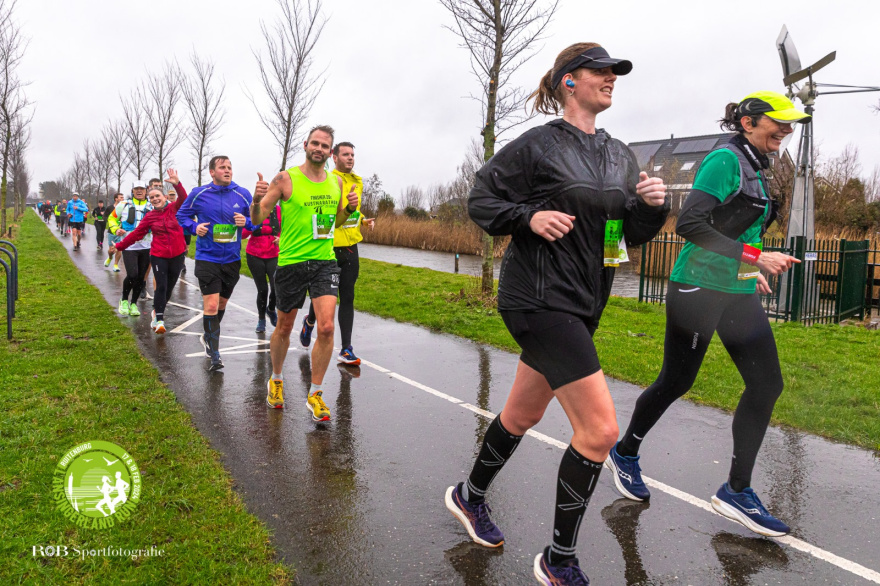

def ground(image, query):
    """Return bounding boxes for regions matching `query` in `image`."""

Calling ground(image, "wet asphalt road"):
[49,218,880,585]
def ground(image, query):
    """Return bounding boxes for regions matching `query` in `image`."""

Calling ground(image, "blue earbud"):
[564,79,575,88]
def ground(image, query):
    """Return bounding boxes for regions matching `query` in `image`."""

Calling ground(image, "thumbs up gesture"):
[254,172,268,203]
[345,184,358,211]
[636,171,666,207]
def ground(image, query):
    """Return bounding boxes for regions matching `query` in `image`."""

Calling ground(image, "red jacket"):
[115,183,188,258]
[243,204,281,259]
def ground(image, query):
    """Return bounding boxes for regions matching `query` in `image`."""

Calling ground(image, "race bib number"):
[340,210,361,229]
[737,242,762,280]
[603,219,629,267]
[213,224,238,243]
[312,214,336,239]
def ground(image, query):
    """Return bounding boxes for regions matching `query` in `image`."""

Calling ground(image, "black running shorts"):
[194,260,241,298]
[274,260,340,313]
[69,221,85,230]
[500,310,601,390]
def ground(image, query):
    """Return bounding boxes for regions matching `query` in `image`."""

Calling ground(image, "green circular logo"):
[53,441,141,529]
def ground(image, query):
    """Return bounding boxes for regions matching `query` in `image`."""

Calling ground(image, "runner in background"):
[177,156,254,372]
[92,200,108,250]
[300,141,375,366]
[104,193,125,271]
[243,203,281,333]
[108,183,152,317]
[114,170,189,334]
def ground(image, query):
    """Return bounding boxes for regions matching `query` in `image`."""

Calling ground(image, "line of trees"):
[51,0,326,209]
[0,0,32,235]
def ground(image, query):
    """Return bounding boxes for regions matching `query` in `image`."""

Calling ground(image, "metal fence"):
[638,232,876,325]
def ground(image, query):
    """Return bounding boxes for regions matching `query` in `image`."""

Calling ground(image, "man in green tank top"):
[251,125,358,420]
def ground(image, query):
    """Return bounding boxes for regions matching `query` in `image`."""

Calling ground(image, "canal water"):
[359,243,641,298]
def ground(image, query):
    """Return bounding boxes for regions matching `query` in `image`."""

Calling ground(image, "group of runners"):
[51,39,810,585]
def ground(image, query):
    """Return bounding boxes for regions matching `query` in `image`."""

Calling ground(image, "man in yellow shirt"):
[299,141,374,366]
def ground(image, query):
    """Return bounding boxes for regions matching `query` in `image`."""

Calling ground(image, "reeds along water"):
[362,214,509,257]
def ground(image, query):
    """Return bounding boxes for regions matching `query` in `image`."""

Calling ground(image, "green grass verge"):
[0,212,291,584]
[354,258,880,451]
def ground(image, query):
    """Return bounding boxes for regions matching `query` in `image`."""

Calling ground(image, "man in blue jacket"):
[177,155,254,371]
[66,193,89,251]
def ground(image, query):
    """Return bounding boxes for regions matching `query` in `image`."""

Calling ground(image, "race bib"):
[603,219,629,267]
[340,210,361,229]
[737,242,762,280]
[213,224,238,243]
[312,214,336,239]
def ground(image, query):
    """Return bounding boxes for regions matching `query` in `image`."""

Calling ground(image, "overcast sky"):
[17,0,880,200]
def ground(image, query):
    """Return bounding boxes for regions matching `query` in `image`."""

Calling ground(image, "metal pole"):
[454,253,459,274]
[0,247,14,317]
[0,257,10,339]
[0,240,17,300]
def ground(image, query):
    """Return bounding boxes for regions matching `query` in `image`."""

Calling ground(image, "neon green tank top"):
[278,167,341,266]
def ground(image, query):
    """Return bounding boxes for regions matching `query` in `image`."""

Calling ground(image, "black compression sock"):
[203,315,220,354]
[155,312,164,321]
[217,309,225,323]
[616,437,640,458]
[463,415,522,503]
[548,445,603,565]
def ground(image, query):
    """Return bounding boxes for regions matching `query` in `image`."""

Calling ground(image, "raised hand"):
[233,213,247,227]
[636,171,666,206]
[254,172,268,204]
[346,185,358,210]
[164,168,180,186]
[530,210,576,242]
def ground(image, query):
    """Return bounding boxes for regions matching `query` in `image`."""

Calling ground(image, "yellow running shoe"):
[306,391,330,422]
[266,378,284,409]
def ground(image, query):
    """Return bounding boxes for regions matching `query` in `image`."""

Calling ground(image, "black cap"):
[551,46,633,89]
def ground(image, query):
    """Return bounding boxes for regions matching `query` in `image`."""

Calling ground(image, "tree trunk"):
[0,127,9,236]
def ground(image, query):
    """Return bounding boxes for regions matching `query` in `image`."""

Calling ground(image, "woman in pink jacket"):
[243,204,281,333]
[115,169,188,334]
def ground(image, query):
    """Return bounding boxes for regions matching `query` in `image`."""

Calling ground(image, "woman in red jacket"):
[243,204,281,333]
[115,169,189,334]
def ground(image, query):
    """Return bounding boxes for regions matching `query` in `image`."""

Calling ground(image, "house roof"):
[628,132,735,171]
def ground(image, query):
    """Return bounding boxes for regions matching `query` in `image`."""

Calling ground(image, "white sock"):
[271,372,283,381]
[309,382,321,395]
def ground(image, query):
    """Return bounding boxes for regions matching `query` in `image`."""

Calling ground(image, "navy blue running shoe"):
[711,483,790,537]
[444,483,504,547]
[267,306,277,327]
[605,442,650,501]
[533,546,590,585]
[255,319,266,333]
[299,317,314,348]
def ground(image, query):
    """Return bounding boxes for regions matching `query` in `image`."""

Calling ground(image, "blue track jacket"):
[176,181,255,264]
[66,200,89,223]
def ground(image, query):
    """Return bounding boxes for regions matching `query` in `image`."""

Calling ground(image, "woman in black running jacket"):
[444,42,669,586]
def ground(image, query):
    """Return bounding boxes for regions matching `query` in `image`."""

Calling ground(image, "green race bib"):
[312,214,336,239]
[213,224,238,243]
[603,219,629,267]
[340,210,361,229]
[737,242,762,280]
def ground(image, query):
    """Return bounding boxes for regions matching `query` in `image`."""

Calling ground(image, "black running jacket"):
[469,119,669,326]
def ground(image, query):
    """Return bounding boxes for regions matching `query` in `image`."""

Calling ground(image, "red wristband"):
[741,244,761,265]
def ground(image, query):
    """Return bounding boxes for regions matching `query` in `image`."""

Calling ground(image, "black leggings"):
[151,254,185,317]
[620,281,783,490]
[95,222,106,245]
[122,249,151,303]
[308,244,359,347]
[246,254,277,320]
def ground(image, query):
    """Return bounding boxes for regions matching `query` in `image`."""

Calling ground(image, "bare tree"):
[248,0,327,170]
[94,130,115,203]
[0,0,29,234]
[181,51,226,186]
[439,0,559,293]
[9,111,28,218]
[144,62,184,180]
[120,88,153,184]
[103,121,130,193]
[69,153,88,196]
[361,173,383,217]
[400,185,425,210]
